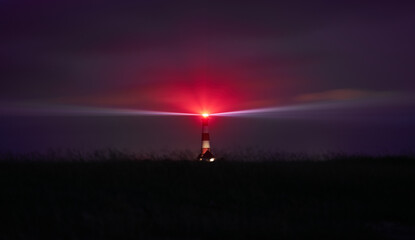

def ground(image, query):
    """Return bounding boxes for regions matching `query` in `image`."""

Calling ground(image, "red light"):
[202,113,209,118]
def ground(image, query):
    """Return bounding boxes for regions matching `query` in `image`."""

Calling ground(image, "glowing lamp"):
[202,113,209,118]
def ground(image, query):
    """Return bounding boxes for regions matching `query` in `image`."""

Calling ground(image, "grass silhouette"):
[0,150,414,239]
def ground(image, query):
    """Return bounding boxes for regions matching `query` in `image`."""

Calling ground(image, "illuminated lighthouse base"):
[198,114,216,162]
[198,151,215,162]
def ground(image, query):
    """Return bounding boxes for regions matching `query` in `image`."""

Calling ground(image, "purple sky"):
[0,0,414,154]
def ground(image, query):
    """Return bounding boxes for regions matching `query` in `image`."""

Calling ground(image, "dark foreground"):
[0,154,414,239]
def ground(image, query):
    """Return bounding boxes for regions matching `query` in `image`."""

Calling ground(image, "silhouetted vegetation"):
[0,150,414,239]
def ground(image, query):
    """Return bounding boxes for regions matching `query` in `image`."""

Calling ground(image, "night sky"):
[1,0,414,154]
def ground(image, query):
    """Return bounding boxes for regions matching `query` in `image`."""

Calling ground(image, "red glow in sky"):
[67,73,279,115]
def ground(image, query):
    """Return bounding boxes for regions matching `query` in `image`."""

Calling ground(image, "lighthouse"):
[198,114,216,162]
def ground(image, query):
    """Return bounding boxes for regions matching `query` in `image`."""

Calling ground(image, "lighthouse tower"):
[198,114,216,162]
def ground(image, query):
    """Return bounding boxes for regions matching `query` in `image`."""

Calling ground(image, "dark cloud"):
[0,0,414,153]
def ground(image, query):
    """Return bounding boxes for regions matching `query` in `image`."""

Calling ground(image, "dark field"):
[1,152,414,239]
